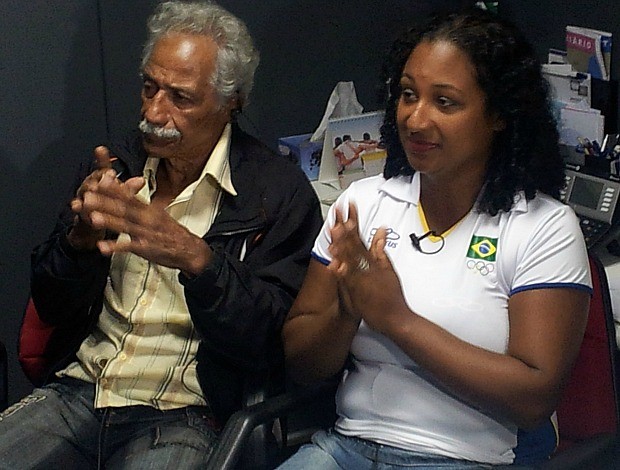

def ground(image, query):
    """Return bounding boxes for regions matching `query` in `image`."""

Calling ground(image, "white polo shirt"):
[312,173,592,464]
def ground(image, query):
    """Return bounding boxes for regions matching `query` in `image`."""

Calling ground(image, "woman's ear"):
[491,113,506,132]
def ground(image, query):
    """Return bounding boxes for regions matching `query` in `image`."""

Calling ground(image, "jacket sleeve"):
[180,170,323,373]
[30,158,111,326]
[30,135,144,326]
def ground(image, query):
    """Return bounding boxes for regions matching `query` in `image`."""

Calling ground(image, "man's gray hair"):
[142,1,259,109]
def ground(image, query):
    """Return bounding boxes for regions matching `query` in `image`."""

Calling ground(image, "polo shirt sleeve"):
[311,187,356,266]
[509,203,592,296]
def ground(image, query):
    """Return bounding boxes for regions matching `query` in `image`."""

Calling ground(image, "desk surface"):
[311,180,342,219]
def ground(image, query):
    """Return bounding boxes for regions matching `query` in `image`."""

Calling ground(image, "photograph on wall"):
[319,111,386,189]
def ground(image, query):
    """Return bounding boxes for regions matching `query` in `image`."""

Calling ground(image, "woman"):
[279,9,591,469]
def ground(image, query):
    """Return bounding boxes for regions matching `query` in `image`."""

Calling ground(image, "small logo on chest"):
[368,227,401,248]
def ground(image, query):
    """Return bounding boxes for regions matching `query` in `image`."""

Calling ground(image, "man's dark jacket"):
[29,124,323,425]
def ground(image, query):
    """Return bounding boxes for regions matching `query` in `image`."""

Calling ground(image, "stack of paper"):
[543,63,604,146]
[542,63,591,107]
[558,106,605,147]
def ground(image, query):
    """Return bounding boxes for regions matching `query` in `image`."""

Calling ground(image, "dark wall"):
[2,1,619,405]
[0,0,108,403]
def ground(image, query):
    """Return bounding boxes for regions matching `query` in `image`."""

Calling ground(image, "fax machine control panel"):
[561,169,620,248]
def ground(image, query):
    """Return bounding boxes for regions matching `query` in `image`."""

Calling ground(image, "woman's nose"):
[405,101,431,131]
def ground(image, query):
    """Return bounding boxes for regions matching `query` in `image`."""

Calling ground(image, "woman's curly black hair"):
[381,8,564,216]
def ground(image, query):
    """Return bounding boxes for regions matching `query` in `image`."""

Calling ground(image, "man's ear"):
[230,90,242,115]
[226,94,242,121]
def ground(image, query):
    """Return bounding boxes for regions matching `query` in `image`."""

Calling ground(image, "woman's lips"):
[405,139,439,153]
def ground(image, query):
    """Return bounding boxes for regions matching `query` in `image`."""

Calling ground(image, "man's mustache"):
[138,119,182,140]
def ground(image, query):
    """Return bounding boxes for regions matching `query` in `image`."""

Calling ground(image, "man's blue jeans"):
[276,428,533,469]
[0,377,218,469]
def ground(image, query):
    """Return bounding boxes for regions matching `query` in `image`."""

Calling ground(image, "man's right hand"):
[67,146,115,251]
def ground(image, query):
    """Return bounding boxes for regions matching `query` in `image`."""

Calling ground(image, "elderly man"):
[0,1,322,468]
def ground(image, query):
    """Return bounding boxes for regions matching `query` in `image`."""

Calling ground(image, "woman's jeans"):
[276,428,533,469]
[0,377,218,469]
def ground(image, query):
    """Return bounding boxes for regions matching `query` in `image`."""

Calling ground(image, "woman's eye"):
[437,96,456,107]
[400,88,417,101]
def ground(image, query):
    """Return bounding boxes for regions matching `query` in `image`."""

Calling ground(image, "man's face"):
[140,33,234,162]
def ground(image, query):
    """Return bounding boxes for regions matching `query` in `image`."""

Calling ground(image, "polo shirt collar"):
[378,173,419,205]
[378,172,530,214]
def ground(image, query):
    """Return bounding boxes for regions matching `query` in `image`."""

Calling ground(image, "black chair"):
[207,379,337,470]
[207,252,620,470]
[0,339,7,412]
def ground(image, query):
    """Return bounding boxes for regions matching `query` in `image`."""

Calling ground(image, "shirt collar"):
[203,123,236,196]
[378,171,530,214]
[378,173,419,205]
[142,123,237,199]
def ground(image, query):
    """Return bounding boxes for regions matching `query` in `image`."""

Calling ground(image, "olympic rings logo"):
[466,259,495,276]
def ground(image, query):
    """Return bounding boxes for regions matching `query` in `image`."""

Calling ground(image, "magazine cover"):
[566,25,612,81]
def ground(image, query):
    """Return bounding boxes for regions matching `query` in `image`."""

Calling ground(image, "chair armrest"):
[538,433,616,469]
[207,380,336,470]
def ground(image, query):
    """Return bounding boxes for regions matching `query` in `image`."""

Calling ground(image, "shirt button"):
[119,353,127,361]
[140,298,147,306]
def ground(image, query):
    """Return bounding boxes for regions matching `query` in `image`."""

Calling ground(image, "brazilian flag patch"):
[467,236,498,261]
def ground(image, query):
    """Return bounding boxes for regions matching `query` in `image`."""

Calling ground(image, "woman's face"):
[396,40,503,184]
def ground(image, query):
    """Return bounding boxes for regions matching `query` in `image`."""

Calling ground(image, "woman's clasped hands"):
[328,202,410,334]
